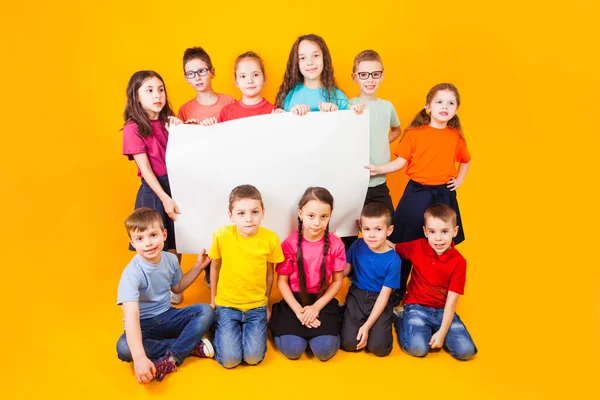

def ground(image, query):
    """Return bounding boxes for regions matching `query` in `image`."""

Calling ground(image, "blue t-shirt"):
[347,239,401,292]
[283,83,349,111]
[117,252,182,319]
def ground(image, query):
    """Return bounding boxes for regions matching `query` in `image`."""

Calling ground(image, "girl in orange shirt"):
[365,83,471,301]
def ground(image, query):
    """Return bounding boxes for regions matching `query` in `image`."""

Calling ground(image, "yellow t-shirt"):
[209,225,284,310]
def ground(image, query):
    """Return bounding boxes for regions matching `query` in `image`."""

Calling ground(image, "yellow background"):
[2,0,598,398]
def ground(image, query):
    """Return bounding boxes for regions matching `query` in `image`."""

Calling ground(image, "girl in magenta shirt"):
[270,187,346,361]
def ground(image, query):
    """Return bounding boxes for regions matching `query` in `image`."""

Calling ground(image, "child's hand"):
[134,356,156,384]
[195,249,211,270]
[300,305,320,326]
[290,104,309,116]
[364,164,380,176]
[209,302,216,309]
[318,102,339,112]
[200,117,218,126]
[350,102,366,115]
[429,330,446,349]
[166,116,183,129]
[447,176,463,191]
[356,324,370,350]
[163,197,181,221]
[271,108,285,114]
[307,317,321,328]
[185,118,199,124]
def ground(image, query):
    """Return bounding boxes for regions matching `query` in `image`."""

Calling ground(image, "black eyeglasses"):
[354,71,383,80]
[185,68,211,79]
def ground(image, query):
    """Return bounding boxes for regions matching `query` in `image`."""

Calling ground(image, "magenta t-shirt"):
[276,231,346,294]
[122,120,169,178]
[217,98,276,123]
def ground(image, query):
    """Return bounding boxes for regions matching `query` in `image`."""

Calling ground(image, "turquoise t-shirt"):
[283,83,349,111]
[350,97,400,187]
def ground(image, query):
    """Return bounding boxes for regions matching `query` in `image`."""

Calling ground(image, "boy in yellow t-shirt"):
[209,184,284,368]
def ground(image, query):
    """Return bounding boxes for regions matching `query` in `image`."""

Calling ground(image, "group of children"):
[117,33,478,384]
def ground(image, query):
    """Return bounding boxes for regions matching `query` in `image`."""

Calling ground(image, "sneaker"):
[191,338,214,358]
[170,291,183,304]
[153,352,177,382]
[204,265,211,287]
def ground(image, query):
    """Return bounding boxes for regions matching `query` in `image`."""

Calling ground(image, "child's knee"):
[340,335,358,352]
[275,336,306,360]
[116,335,132,362]
[449,340,477,361]
[402,336,429,357]
[217,349,242,368]
[190,303,215,329]
[367,341,392,357]
[243,351,265,365]
[310,336,340,361]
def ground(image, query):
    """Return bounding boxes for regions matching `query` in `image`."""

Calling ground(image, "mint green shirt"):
[350,98,400,187]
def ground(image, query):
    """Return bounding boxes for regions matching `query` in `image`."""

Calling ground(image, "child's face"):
[129,222,167,264]
[229,199,264,237]
[360,216,393,252]
[423,216,459,255]
[298,40,323,83]
[352,60,384,96]
[184,58,214,93]
[426,90,458,126]
[298,200,331,241]
[137,77,166,120]
[235,58,265,99]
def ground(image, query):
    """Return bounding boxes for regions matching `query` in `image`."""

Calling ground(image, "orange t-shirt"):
[177,93,235,122]
[392,125,471,185]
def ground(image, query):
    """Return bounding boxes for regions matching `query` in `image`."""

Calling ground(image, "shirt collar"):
[422,239,458,262]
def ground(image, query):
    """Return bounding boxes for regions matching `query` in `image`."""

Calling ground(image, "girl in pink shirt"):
[270,187,346,361]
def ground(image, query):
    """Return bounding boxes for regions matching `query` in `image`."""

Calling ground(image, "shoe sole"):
[202,338,215,358]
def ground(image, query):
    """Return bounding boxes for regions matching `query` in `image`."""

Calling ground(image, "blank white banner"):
[166,110,370,254]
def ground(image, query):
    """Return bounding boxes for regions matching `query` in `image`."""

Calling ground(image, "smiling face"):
[235,58,266,100]
[298,40,324,85]
[129,222,167,264]
[184,58,214,93]
[360,216,393,252]
[229,198,264,237]
[423,216,459,255]
[298,200,331,241]
[137,77,166,119]
[426,89,458,128]
[352,60,384,96]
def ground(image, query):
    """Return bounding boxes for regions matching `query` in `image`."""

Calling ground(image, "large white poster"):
[166,111,370,254]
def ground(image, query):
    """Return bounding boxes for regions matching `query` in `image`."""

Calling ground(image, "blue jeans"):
[213,306,267,368]
[274,335,340,361]
[116,304,214,364]
[396,303,477,360]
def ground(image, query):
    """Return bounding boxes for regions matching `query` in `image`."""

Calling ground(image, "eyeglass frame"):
[184,68,212,79]
[353,70,384,80]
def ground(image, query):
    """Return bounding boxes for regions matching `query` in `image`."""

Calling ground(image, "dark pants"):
[342,182,395,251]
[340,285,394,357]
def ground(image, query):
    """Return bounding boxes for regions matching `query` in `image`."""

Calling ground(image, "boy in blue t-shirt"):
[340,202,401,357]
[116,207,215,383]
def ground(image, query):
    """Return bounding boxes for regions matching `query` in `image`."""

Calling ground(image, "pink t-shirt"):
[276,232,346,294]
[177,93,235,122]
[122,120,169,178]
[217,98,276,122]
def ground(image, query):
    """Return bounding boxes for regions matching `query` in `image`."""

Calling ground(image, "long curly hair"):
[295,186,334,306]
[275,34,340,108]
[405,83,464,138]
[122,70,174,138]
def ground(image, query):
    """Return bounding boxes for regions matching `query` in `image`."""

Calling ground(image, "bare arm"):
[343,262,353,278]
[122,302,156,383]
[277,273,303,314]
[448,161,471,191]
[388,125,401,143]
[355,287,393,349]
[365,156,408,176]
[429,291,460,348]
[171,250,210,294]
[265,263,274,321]
[132,153,180,220]
[209,258,222,308]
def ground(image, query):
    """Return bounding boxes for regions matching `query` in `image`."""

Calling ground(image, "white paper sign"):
[166,111,370,254]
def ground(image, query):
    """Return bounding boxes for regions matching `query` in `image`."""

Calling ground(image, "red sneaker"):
[191,338,215,358]
[153,352,177,381]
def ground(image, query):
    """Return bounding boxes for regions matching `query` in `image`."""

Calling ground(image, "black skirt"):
[270,293,341,338]
[128,174,176,251]
[389,180,465,245]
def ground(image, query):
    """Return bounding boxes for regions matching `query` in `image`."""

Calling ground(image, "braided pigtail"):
[296,218,309,306]
[317,225,330,299]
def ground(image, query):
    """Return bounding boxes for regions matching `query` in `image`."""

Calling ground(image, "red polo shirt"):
[395,239,466,309]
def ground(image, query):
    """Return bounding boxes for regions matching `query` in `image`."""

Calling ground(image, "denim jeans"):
[274,335,340,361]
[213,306,267,368]
[116,304,215,364]
[395,303,477,360]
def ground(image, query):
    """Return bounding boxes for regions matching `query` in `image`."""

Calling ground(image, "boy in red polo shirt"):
[394,204,477,360]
